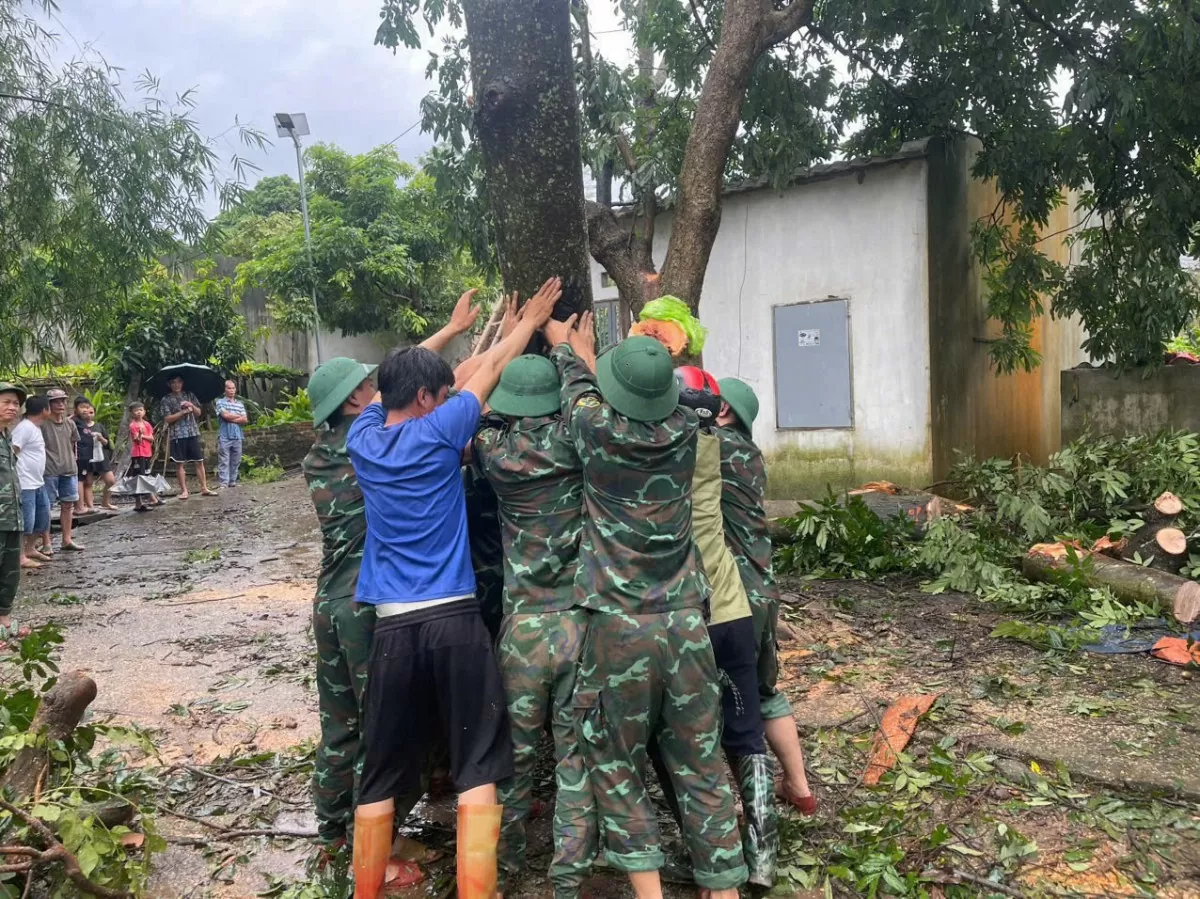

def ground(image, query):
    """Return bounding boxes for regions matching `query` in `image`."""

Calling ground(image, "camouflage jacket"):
[551,344,709,616]
[0,430,20,532]
[475,413,585,616]
[302,417,366,602]
[716,425,778,606]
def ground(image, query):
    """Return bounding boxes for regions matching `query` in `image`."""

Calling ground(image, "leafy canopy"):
[216,143,484,339]
[92,262,255,392]
[378,0,1200,370]
[0,0,266,373]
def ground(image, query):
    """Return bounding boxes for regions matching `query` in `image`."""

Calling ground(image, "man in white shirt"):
[12,396,51,568]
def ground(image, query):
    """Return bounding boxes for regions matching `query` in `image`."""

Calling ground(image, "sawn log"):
[1,670,98,798]
[1024,543,1200,625]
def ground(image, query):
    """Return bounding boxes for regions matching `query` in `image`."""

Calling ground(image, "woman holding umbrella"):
[154,365,223,499]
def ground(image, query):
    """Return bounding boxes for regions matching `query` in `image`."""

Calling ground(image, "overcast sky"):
[51,1,629,211]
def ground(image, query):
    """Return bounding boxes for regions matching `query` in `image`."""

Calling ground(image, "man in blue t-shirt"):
[347,277,563,899]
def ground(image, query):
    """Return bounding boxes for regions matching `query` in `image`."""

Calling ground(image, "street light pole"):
[274,113,323,366]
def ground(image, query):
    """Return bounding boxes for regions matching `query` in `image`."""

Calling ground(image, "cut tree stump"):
[1122,491,1189,573]
[1024,543,1200,625]
[1,671,98,798]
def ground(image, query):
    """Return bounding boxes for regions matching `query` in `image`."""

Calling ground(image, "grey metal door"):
[773,299,853,429]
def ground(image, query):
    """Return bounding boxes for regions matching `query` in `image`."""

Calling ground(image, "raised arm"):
[420,288,482,355]
[460,278,562,405]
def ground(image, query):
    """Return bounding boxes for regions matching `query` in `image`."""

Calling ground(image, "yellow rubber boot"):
[457,804,503,899]
[353,806,394,899]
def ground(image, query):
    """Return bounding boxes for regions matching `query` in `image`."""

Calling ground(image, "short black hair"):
[378,346,454,411]
[25,395,48,416]
[73,395,90,410]
[129,401,144,411]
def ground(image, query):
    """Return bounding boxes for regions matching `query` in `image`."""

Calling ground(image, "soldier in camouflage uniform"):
[303,357,383,849]
[547,328,747,899]
[473,354,596,899]
[716,378,816,814]
[0,383,27,638]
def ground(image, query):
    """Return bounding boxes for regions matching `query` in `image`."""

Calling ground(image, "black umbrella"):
[147,363,227,404]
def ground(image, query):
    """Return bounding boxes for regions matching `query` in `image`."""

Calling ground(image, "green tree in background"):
[382,0,1200,371]
[0,0,266,373]
[93,262,255,396]
[218,143,484,340]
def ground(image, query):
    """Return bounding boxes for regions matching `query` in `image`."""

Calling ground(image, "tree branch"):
[760,0,815,52]
[0,799,132,899]
[807,23,912,103]
[688,0,718,52]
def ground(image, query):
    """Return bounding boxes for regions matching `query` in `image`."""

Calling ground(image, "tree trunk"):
[463,0,593,319]
[1,671,98,798]
[1023,545,1200,625]
[658,0,814,310]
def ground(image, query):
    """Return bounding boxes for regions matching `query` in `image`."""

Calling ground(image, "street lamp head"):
[273,112,310,139]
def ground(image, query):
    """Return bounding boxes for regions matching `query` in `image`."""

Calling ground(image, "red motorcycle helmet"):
[675,366,721,421]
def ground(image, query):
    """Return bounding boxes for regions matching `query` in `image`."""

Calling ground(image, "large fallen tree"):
[1024,543,1200,625]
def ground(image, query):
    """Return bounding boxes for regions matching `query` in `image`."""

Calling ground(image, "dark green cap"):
[717,377,759,432]
[0,382,27,405]
[309,357,378,428]
[488,355,561,418]
[595,336,679,422]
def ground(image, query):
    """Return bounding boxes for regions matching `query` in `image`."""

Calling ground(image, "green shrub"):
[250,388,311,429]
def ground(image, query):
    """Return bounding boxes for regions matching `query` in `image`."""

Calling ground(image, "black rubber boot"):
[735,753,779,888]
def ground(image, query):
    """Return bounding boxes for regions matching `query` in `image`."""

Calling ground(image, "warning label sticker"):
[797,329,821,348]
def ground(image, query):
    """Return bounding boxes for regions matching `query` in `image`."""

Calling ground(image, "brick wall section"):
[201,422,316,471]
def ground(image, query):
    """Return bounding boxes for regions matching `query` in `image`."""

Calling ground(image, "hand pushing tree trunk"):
[462,0,593,321]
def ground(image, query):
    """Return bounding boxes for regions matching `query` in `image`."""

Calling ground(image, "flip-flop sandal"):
[777,782,818,815]
[178,494,190,501]
[20,559,43,569]
[0,622,32,643]
[62,543,85,552]
[384,859,425,888]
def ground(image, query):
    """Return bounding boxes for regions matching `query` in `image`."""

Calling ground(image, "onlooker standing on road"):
[214,381,248,488]
[159,375,215,499]
[11,396,50,568]
[0,382,30,639]
[128,403,160,511]
[40,389,83,552]
[73,398,116,513]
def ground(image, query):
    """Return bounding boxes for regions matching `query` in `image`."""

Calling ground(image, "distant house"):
[589,137,1089,498]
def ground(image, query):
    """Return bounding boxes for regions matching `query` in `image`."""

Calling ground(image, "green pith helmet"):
[717,377,759,432]
[595,335,680,422]
[489,354,561,418]
[0,382,26,405]
[309,357,378,428]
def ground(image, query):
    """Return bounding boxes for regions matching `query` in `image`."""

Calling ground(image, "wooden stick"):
[470,299,506,357]
[161,593,247,607]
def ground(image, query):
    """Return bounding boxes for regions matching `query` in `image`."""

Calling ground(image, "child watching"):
[128,403,159,511]
[73,398,116,513]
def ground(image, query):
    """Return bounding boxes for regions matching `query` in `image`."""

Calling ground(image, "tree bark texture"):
[658,0,814,310]
[463,0,593,318]
[1,671,98,798]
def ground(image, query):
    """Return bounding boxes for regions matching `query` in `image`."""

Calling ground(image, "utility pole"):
[273,112,323,366]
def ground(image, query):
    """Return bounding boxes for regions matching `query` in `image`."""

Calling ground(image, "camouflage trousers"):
[750,596,792,721]
[496,611,597,899]
[0,531,19,616]
[573,609,748,891]
[312,594,375,844]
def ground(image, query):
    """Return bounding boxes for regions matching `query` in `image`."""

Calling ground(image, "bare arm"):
[420,289,482,355]
[461,278,562,404]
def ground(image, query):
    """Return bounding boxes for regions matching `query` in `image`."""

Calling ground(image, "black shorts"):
[358,600,514,805]
[710,616,766,757]
[78,460,109,478]
[128,457,151,477]
[170,436,204,464]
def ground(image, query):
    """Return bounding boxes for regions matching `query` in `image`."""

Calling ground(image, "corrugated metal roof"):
[720,138,932,199]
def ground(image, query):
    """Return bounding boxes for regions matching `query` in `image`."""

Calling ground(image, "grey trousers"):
[217,437,244,486]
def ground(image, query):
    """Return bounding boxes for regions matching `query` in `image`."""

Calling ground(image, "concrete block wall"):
[1061,366,1200,443]
[201,422,315,472]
